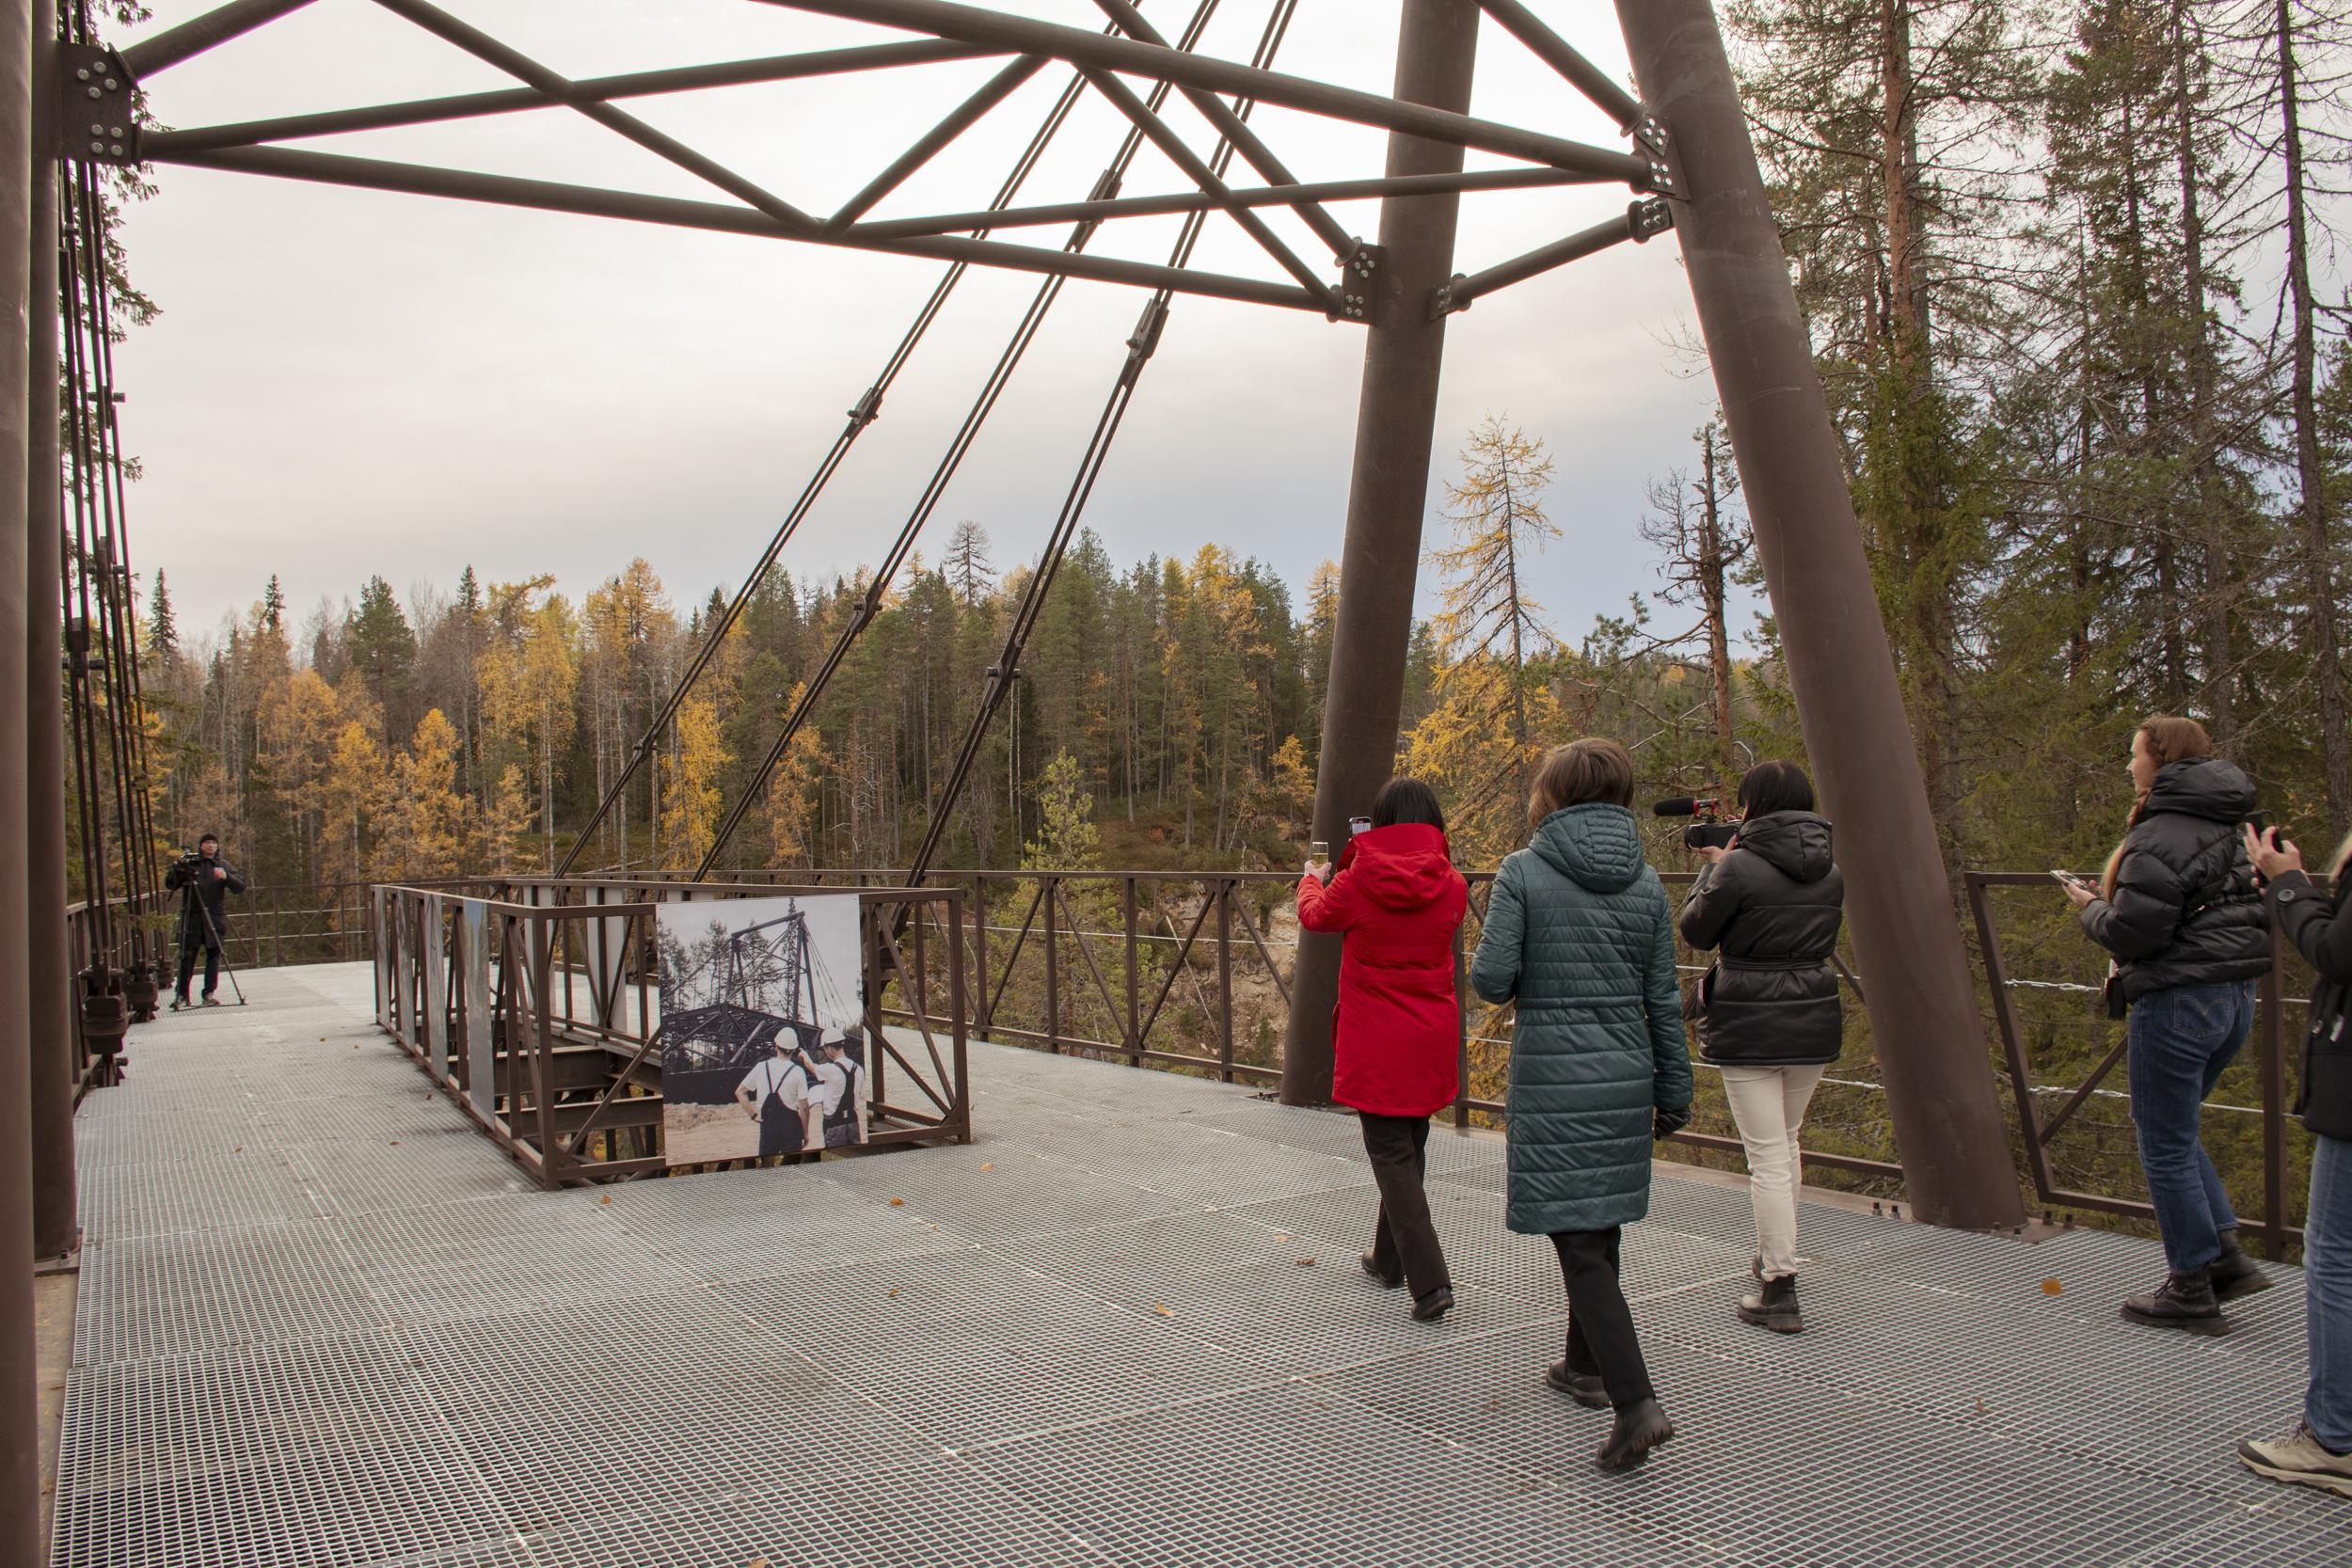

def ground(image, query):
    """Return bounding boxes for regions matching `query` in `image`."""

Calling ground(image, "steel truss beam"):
[151,143,1335,312]
[753,0,1659,182]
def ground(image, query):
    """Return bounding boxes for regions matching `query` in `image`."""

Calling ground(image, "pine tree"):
[145,569,177,665]
[1023,751,1101,870]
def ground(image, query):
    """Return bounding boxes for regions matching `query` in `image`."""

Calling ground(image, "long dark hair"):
[1372,776,1447,833]
[1737,761,1815,819]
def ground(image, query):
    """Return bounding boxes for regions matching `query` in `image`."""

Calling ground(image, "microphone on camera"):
[1653,798,1714,817]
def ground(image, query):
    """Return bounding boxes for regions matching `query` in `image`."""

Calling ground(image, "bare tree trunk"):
[2278,0,2350,828]
[1700,434,1738,777]
[2174,0,2234,751]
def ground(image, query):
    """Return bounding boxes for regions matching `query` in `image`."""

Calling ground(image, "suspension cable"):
[559,3,1205,877]
[692,0,1247,879]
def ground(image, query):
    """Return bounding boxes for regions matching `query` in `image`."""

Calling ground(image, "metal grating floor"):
[56,962,2348,1566]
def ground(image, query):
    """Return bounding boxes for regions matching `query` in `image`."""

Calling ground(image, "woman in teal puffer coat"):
[1472,737,1694,1473]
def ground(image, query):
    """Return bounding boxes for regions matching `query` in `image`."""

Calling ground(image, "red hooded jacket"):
[1295,823,1469,1117]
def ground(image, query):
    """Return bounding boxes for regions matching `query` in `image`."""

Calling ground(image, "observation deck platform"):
[57,963,2346,1567]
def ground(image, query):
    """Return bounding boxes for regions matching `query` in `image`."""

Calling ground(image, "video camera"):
[1654,796,1740,851]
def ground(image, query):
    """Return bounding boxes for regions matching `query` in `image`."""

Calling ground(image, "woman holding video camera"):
[2063,716,2271,1335]
[1296,776,1469,1324]
[1675,761,1843,1335]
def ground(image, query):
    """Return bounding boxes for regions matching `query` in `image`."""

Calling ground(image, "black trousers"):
[1359,1112,1450,1297]
[758,1092,804,1160]
[175,937,219,1000]
[1551,1227,1657,1408]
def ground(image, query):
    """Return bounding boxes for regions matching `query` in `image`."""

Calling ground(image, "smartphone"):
[2248,812,2271,840]
[1347,816,1372,837]
[2048,869,2089,889]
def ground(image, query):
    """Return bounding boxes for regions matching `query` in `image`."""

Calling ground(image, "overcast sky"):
[112,0,1727,647]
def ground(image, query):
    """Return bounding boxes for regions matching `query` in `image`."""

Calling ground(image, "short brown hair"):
[1528,738,1635,826]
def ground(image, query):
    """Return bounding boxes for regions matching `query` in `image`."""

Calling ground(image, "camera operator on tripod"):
[165,832,246,1010]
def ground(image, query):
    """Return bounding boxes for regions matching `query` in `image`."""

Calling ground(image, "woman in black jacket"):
[2237,823,2352,1497]
[2063,716,2272,1334]
[1677,761,1843,1334]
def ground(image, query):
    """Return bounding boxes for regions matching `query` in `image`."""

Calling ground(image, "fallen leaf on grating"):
[2041,1278,2063,1296]
[889,1197,905,1207]
[232,1147,243,1154]
[979,1163,994,1172]
[1975,1398,1991,1416]
[1152,1303,1171,1316]
[1295,1258,1317,1267]
[887,1288,899,1298]
[751,1557,770,1568]
[599,1195,612,1205]
[388,1141,399,1147]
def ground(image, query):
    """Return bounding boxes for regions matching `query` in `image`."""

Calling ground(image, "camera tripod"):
[172,868,247,1009]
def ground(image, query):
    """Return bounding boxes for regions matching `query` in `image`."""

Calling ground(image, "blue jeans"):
[2309,1134,2352,1451]
[2127,981,2253,1275]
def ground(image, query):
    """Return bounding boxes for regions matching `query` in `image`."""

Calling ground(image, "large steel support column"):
[1617,0,2025,1228]
[0,0,40,1555]
[27,0,72,1267]
[1280,0,1477,1106]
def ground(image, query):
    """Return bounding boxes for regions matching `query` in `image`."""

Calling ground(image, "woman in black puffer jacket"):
[2064,716,2272,1335]
[1677,762,1843,1335]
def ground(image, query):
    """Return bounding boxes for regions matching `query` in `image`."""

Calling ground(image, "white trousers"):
[1719,1064,1827,1280]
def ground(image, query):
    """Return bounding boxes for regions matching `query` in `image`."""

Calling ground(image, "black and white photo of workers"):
[802,1022,869,1148]
[733,1036,814,1161]
[165,832,246,1009]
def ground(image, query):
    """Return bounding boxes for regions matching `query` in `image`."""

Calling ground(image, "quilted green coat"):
[1471,802,1694,1235]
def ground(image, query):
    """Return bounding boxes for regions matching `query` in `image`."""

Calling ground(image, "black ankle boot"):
[2122,1270,2229,1336]
[1597,1398,1675,1471]
[1359,1251,1403,1289]
[1410,1286,1454,1322]
[1544,1362,1610,1409]
[2208,1229,2274,1303]
[1738,1273,1803,1333]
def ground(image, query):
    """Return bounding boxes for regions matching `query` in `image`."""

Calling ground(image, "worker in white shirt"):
[734,1035,812,1161]
[802,1036,866,1148]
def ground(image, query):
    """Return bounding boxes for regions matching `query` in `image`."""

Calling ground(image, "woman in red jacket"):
[1297,776,1470,1323]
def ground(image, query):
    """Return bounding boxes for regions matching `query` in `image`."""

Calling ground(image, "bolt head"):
[103,78,119,90]
[86,87,101,99]
[88,122,102,135]
[75,69,88,82]
[108,145,123,156]
[88,140,103,152]
[111,126,124,137]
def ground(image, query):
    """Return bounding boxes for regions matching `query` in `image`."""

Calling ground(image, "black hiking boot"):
[1544,1363,1610,1409]
[2208,1229,2275,1304]
[2122,1270,2230,1336]
[1738,1272,1804,1334]
[1597,1399,1676,1471]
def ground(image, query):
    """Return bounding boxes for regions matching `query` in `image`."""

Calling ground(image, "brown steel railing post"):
[531,915,558,1190]
[2260,924,2288,1259]
[1042,874,1060,1053]
[1965,874,2055,1201]
[1216,879,1235,1084]
[911,903,930,1032]
[1124,875,1140,1066]
[972,876,991,1037]
[1452,920,1470,1128]
[947,890,971,1142]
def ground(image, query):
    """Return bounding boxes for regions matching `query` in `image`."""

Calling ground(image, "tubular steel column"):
[0,0,44,1555]
[1280,0,1477,1106]
[26,0,71,1266]
[1616,0,2024,1228]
